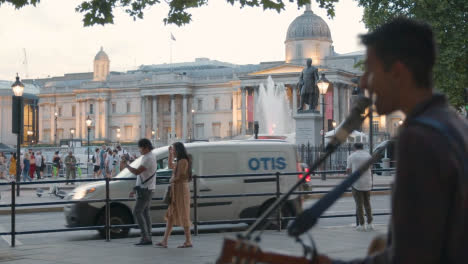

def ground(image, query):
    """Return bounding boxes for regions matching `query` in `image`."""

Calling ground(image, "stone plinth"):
[294,111,322,146]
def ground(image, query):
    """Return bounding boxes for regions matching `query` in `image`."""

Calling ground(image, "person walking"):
[0,153,6,180]
[64,151,77,185]
[156,142,192,248]
[112,149,120,176]
[92,148,101,178]
[29,152,36,180]
[105,148,114,178]
[116,145,128,171]
[35,151,43,180]
[22,152,32,182]
[99,145,107,178]
[8,153,16,182]
[347,143,373,231]
[124,138,156,246]
[52,151,61,179]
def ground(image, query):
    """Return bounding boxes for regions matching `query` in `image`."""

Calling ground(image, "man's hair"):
[354,143,364,150]
[138,138,153,151]
[360,17,436,89]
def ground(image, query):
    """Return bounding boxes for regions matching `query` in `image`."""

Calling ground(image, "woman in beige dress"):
[156,142,192,248]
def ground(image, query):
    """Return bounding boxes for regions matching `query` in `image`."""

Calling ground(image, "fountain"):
[255,76,294,135]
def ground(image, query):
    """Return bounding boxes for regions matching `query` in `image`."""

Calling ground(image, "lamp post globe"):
[11,74,24,197]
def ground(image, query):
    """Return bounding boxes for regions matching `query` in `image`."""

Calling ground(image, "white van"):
[64,140,303,238]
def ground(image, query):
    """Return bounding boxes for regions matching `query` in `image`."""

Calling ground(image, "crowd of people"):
[0,145,134,183]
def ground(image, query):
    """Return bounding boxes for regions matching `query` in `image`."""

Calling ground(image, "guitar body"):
[216,238,310,264]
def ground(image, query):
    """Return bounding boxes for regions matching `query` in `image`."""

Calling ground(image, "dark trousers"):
[133,189,153,241]
[352,188,373,226]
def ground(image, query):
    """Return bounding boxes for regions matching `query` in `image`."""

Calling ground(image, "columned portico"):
[95,100,100,139]
[75,101,81,138]
[140,96,146,138]
[182,94,188,141]
[152,96,158,139]
[50,104,55,143]
[241,87,246,135]
[103,99,109,139]
[170,95,175,140]
[80,101,86,139]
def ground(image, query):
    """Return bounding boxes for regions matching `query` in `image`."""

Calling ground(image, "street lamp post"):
[54,111,58,147]
[317,73,330,180]
[12,74,24,197]
[86,116,92,163]
[70,128,75,150]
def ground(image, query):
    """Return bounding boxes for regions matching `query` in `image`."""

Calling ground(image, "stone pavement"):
[0,224,388,264]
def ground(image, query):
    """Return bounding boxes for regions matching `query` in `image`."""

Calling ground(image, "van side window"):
[157,157,169,170]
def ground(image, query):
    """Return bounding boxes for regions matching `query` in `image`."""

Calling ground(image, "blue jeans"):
[100,163,105,178]
[23,168,32,182]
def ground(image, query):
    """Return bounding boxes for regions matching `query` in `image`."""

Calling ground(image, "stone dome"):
[94,47,109,61]
[285,9,332,42]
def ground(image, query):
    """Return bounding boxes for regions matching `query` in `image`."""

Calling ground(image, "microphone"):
[325,96,372,152]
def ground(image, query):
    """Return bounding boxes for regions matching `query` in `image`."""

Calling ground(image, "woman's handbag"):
[163,185,172,205]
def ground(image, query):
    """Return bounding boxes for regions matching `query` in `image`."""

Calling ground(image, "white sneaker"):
[366,223,375,231]
[355,225,365,231]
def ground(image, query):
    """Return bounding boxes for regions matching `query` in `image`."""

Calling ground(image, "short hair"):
[360,17,436,89]
[138,138,153,151]
[354,143,364,150]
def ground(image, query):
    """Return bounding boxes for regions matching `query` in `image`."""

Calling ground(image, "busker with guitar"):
[314,17,468,264]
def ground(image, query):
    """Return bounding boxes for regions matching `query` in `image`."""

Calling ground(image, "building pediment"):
[248,64,304,76]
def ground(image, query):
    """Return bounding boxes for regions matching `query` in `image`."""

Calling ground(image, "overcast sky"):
[0,0,367,81]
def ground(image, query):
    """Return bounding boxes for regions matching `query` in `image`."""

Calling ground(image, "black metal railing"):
[2,168,394,247]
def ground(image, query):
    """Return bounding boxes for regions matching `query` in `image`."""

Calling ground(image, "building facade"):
[30,5,402,146]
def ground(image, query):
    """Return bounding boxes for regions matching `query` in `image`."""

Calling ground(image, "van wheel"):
[258,200,294,230]
[97,207,132,239]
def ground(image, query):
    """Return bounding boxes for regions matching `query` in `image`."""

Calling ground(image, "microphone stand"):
[288,140,390,237]
[240,139,349,240]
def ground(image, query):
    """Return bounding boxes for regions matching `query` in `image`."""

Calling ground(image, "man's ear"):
[390,61,410,87]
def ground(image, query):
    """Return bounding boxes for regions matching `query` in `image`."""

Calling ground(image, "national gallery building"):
[23,5,403,146]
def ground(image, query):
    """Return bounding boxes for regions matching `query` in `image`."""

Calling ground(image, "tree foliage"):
[0,0,338,26]
[357,0,468,109]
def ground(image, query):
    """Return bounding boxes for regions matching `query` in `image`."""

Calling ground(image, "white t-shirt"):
[136,151,157,190]
[347,150,373,191]
[36,155,43,167]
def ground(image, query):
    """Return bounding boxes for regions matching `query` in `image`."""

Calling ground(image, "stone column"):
[75,101,81,139]
[103,99,109,139]
[292,85,298,115]
[38,104,43,142]
[152,95,158,139]
[50,104,55,143]
[182,94,188,141]
[170,95,176,140]
[140,96,146,138]
[95,100,100,140]
[81,101,86,139]
[241,87,246,135]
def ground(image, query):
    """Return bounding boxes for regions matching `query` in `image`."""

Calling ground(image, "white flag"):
[170,33,176,41]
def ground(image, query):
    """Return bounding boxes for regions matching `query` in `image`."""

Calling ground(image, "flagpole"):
[170,37,173,73]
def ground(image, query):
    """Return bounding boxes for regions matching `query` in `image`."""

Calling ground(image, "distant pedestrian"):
[124,138,156,246]
[116,145,128,171]
[112,149,120,176]
[104,148,114,178]
[22,153,32,182]
[29,153,36,180]
[0,153,6,180]
[64,151,77,185]
[52,151,61,178]
[99,145,107,178]
[36,151,44,179]
[156,142,192,248]
[92,148,101,178]
[347,143,373,231]
[8,153,16,181]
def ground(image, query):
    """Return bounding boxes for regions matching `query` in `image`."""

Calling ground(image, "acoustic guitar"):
[216,235,387,264]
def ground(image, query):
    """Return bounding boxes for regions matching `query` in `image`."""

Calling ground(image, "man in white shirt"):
[346,142,374,231]
[125,138,157,246]
[35,151,43,180]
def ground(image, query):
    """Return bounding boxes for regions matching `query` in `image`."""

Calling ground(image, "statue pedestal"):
[294,111,322,147]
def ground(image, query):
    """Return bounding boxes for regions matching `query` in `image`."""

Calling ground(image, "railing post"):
[275,171,281,232]
[193,176,198,236]
[11,181,15,247]
[105,177,110,242]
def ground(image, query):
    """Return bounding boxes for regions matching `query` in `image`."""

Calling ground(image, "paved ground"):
[0,223,389,263]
